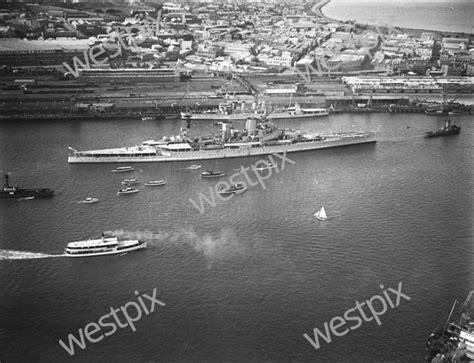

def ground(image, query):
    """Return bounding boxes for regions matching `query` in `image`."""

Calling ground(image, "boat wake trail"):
[105,227,244,261]
[0,250,66,260]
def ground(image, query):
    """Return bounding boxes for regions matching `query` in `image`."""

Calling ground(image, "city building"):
[342,76,474,94]
[77,68,180,82]
[0,38,91,66]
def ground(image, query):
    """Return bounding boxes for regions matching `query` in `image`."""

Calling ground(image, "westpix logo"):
[59,288,165,356]
[303,282,411,350]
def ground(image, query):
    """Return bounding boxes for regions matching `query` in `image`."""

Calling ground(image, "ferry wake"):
[68,117,376,164]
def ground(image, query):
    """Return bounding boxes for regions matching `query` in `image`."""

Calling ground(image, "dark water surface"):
[0,113,472,362]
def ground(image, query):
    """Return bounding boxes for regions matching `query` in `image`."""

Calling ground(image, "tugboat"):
[425,119,461,138]
[0,174,54,199]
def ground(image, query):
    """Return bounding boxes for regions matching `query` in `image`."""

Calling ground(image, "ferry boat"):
[181,103,328,121]
[68,118,376,164]
[0,174,54,199]
[65,235,146,258]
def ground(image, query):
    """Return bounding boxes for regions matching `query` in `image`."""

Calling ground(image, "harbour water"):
[0,113,472,361]
[322,0,474,34]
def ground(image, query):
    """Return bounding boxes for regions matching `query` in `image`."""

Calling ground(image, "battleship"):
[68,117,376,164]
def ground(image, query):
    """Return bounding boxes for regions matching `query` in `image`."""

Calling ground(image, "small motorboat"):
[145,180,166,186]
[112,166,134,173]
[201,170,225,178]
[121,179,140,186]
[218,183,247,195]
[79,197,99,204]
[252,161,277,171]
[186,165,202,170]
[117,187,139,195]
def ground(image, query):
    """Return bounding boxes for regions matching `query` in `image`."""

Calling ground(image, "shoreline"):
[311,0,339,24]
[312,0,472,37]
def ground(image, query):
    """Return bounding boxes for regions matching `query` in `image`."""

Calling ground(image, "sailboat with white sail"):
[314,206,327,221]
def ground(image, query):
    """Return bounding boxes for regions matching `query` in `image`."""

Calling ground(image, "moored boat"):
[0,174,54,199]
[117,187,139,195]
[181,103,328,121]
[65,234,146,258]
[425,109,448,116]
[201,170,225,178]
[218,182,247,195]
[145,180,166,186]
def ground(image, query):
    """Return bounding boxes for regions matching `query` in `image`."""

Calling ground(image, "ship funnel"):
[245,117,256,133]
[221,122,231,141]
